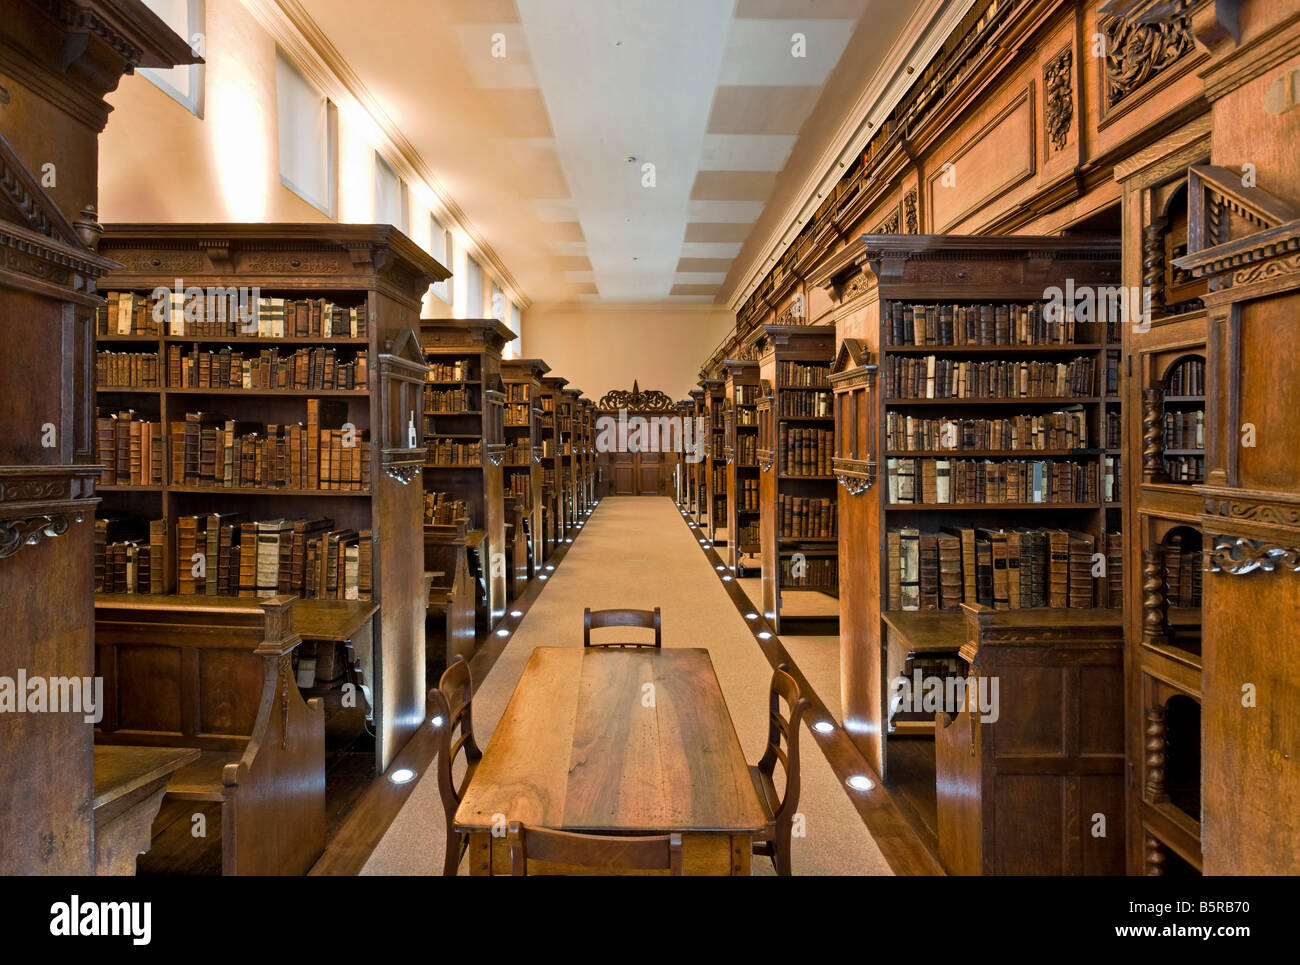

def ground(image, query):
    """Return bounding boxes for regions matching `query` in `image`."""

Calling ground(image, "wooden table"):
[455,647,767,875]
[92,745,201,875]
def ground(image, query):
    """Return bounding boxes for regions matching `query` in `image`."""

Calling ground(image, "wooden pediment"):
[1188,165,1300,252]
[832,338,870,374]
[383,328,425,366]
[0,132,87,247]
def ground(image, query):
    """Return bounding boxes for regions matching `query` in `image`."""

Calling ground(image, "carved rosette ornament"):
[1044,47,1073,151]
[596,380,676,412]
[1100,3,1194,110]
[1207,537,1300,575]
[0,466,100,562]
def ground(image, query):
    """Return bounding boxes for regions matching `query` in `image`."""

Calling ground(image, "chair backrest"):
[583,607,662,648]
[506,822,683,875]
[756,664,811,826]
[429,655,482,821]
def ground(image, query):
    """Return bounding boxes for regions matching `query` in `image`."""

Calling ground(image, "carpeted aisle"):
[362,495,891,876]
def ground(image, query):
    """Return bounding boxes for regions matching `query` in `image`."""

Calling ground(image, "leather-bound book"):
[937,534,964,611]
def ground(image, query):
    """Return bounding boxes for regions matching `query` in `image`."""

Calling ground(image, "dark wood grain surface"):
[455,647,766,834]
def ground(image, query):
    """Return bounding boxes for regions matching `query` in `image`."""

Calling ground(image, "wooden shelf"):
[162,335,369,346]
[168,484,371,497]
[884,342,1104,354]
[885,448,1102,458]
[166,387,366,397]
[886,396,1101,406]
[887,502,1102,510]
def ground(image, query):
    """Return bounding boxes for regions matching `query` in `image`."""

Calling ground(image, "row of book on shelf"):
[780,555,838,589]
[777,361,830,387]
[94,515,372,600]
[96,345,373,391]
[97,402,371,491]
[1165,358,1205,395]
[427,361,477,382]
[423,491,469,526]
[883,355,1096,399]
[885,301,1121,347]
[886,408,1090,452]
[426,440,482,466]
[777,427,834,476]
[886,526,1123,611]
[735,435,758,464]
[778,494,837,538]
[737,479,759,513]
[885,456,1115,504]
[424,387,474,412]
[711,465,727,492]
[779,390,832,417]
[99,292,367,339]
[1164,410,1204,450]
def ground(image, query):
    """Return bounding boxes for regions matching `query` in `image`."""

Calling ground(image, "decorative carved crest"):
[597,380,675,412]
[1099,1,1195,109]
[1207,537,1300,575]
[1045,46,1073,151]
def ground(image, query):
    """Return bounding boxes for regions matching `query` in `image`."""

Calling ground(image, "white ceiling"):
[301,0,924,305]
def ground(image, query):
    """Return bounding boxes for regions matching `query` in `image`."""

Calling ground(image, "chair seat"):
[166,750,241,802]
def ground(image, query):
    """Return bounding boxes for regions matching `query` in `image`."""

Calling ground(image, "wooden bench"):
[504,495,531,600]
[94,595,326,875]
[423,519,477,666]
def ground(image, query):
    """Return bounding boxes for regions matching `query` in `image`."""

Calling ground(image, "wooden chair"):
[429,655,482,876]
[506,822,683,876]
[583,607,662,648]
[750,664,810,876]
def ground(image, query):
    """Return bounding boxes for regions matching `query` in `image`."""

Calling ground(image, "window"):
[276,48,337,217]
[507,303,522,360]
[465,256,484,318]
[138,0,205,116]
[491,281,506,322]
[428,214,452,304]
[374,152,407,231]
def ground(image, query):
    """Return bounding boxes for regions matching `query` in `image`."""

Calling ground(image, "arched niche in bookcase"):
[829,338,878,496]
[379,329,430,484]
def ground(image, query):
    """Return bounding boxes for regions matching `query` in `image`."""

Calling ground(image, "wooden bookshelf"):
[539,376,567,551]
[559,388,582,534]
[501,358,551,574]
[418,318,514,630]
[699,376,726,545]
[749,326,838,633]
[723,359,761,572]
[1117,130,1214,875]
[94,223,447,771]
[687,388,707,526]
[810,234,1123,815]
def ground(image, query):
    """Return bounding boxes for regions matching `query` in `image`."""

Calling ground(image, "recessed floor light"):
[510,610,523,618]
[757,631,772,640]
[539,574,548,580]
[389,767,416,784]
[715,565,724,571]
[546,565,555,571]
[813,720,835,734]
[745,612,758,620]
[847,775,875,792]
[723,575,733,582]
[431,716,444,727]
[496,628,509,637]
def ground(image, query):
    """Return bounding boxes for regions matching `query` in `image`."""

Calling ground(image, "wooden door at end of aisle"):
[612,450,664,495]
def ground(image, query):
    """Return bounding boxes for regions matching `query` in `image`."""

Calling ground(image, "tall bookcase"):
[814,234,1123,809]
[701,376,726,545]
[418,318,515,630]
[750,325,839,634]
[559,388,582,534]
[94,224,447,771]
[1117,134,1213,877]
[501,358,550,574]
[723,359,761,572]
[688,388,707,527]
[539,376,567,551]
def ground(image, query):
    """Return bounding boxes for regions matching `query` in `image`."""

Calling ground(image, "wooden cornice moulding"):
[1195,7,1300,102]
[99,223,450,305]
[0,465,101,560]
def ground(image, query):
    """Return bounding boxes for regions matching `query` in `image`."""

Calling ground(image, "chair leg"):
[773,822,793,876]
[443,821,462,876]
